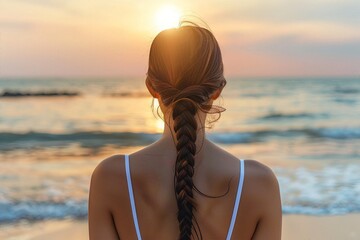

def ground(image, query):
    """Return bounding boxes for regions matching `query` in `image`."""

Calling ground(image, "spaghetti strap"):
[125,154,142,240]
[226,159,245,240]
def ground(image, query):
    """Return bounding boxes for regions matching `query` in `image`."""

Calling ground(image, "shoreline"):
[1,214,359,240]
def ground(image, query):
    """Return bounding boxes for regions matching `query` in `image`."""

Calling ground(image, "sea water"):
[0,76,359,223]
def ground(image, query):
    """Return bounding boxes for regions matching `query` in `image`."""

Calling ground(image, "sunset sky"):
[1,0,360,77]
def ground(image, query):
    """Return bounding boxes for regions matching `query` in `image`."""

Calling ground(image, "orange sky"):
[1,0,360,77]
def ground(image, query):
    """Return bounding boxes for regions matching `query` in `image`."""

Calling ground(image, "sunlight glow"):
[155,118,164,132]
[155,5,181,32]
[153,98,165,132]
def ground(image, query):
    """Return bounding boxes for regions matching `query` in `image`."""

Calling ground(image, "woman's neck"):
[157,111,209,162]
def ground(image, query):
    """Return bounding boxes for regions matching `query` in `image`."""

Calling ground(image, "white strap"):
[125,154,142,240]
[226,159,245,240]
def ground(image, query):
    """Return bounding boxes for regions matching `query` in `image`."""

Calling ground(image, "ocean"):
[0,76,359,224]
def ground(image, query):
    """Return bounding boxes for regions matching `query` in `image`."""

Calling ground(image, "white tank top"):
[124,154,245,240]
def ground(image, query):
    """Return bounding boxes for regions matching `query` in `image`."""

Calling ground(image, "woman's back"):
[89,138,281,239]
[88,20,281,240]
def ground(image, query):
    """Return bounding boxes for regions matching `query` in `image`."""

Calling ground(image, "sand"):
[282,214,360,240]
[0,214,359,240]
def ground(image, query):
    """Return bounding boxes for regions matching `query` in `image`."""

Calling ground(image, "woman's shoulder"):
[91,154,125,176]
[90,154,127,194]
[242,159,281,205]
[244,159,278,184]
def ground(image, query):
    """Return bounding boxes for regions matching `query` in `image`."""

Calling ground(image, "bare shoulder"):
[244,159,278,182]
[243,159,280,199]
[242,160,282,239]
[90,154,126,201]
[91,154,125,180]
[88,155,126,239]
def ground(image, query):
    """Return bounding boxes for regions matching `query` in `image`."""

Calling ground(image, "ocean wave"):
[0,131,161,150]
[334,98,357,105]
[258,112,324,120]
[1,199,358,223]
[334,87,359,94]
[1,127,359,150]
[104,91,150,98]
[0,200,87,223]
[208,127,360,143]
[0,90,80,98]
[315,128,360,139]
[275,164,360,215]
[1,164,359,223]
[0,90,152,98]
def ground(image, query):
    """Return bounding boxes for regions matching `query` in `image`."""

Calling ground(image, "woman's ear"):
[211,87,223,100]
[146,78,160,98]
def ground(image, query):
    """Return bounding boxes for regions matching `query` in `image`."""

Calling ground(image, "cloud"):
[220,32,360,76]
[216,20,360,48]
[10,0,82,16]
[0,20,35,30]
[13,0,67,8]
[242,34,360,57]
[211,0,360,24]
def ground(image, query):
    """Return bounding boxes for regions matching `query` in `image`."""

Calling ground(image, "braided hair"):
[146,21,227,240]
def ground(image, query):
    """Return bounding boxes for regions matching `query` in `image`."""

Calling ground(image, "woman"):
[88,21,282,240]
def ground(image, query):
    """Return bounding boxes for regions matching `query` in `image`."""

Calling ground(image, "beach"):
[2,0,360,237]
[1,215,359,240]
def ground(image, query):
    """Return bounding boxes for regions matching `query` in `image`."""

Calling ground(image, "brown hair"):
[146,20,227,240]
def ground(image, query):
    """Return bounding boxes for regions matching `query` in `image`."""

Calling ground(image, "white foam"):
[275,164,360,215]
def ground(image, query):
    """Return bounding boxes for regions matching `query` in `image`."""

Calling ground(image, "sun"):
[155,5,181,32]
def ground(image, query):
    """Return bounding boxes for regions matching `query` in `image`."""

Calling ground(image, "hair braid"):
[172,98,199,240]
[146,21,229,239]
